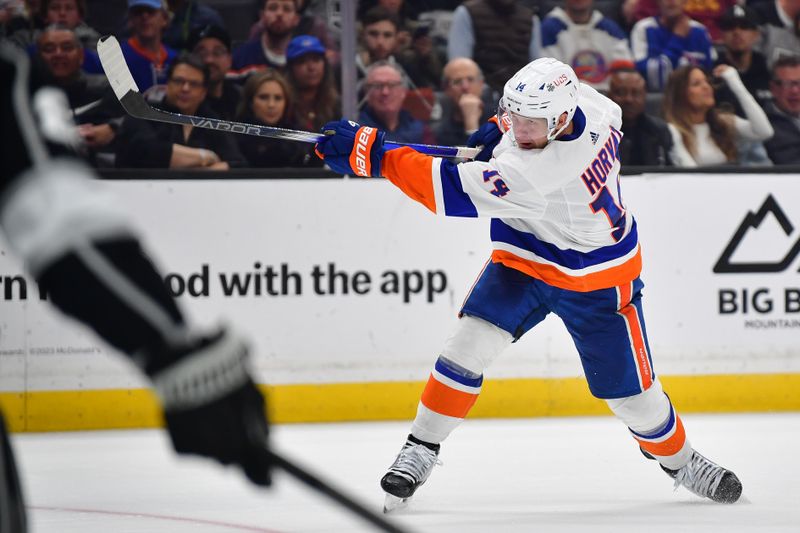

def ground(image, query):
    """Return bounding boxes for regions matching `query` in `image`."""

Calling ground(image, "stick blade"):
[97,35,140,101]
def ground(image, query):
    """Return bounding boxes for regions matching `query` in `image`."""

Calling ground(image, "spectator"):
[541,0,633,92]
[35,24,123,163]
[359,0,415,50]
[2,0,45,49]
[608,68,673,166]
[122,0,178,92]
[41,0,99,50]
[432,57,495,147]
[116,53,246,169]
[248,0,339,66]
[764,56,800,164]
[662,64,774,166]
[355,7,403,80]
[397,20,443,89]
[631,0,716,90]
[757,3,800,68]
[714,5,772,114]
[447,0,541,93]
[188,24,241,120]
[231,0,300,80]
[358,60,434,144]
[235,70,308,167]
[623,0,736,41]
[286,34,340,133]
[162,0,225,51]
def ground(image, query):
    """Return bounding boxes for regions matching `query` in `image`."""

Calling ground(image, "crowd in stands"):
[1,0,798,170]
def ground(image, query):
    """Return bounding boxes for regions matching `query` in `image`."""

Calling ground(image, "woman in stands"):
[662,64,774,166]
[235,70,308,168]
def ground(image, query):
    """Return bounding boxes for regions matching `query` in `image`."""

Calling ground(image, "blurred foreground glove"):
[148,328,272,486]
[466,116,504,162]
[315,119,386,177]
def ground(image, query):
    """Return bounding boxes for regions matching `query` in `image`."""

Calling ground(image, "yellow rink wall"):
[2,373,799,433]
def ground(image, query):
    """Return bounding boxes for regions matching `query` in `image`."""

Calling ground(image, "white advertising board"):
[1,175,798,393]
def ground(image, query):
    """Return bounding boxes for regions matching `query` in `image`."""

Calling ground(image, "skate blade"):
[383,493,409,513]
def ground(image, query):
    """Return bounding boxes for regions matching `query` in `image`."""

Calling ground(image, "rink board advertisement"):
[1,174,799,429]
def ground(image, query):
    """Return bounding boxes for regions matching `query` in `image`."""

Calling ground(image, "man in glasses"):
[357,61,432,144]
[764,55,800,164]
[188,24,241,120]
[316,57,743,511]
[115,53,245,169]
[432,57,495,147]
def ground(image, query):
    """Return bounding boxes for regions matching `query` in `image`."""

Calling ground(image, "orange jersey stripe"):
[491,246,642,292]
[420,374,479,418]
[381,147,437,213]
[635,415,687,457]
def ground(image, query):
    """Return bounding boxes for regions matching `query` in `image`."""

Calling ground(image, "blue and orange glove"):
[466,116,505,162]
[315,120,386,177]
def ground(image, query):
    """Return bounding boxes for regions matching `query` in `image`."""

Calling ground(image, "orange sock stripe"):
[619,300,653,390]
[635,415,686,457]
[420,374,479,418]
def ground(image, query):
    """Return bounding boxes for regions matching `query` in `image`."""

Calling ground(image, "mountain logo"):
[714,195,800,273]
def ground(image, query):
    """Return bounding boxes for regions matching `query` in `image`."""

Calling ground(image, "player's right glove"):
[466,116,504,162]
[146,327,272,487]
[315,119,387,177]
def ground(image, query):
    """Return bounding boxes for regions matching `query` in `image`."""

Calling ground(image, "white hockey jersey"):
[381,84,641,293]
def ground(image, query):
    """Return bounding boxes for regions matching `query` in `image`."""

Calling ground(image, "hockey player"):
[314,57,743,511]
[0,42,270,532]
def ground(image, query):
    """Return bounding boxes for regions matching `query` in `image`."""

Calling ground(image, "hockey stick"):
[268,449,414,533]
[97,35,480,160]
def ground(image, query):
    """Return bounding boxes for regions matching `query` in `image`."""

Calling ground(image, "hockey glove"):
[466,116,504,162]
[147,328,272,487]
[315,120,386,177]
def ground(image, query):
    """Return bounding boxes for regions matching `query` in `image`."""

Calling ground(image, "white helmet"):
[500,58,579,143]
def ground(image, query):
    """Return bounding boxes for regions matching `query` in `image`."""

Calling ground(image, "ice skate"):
[380,436,440,513]
[643,448,742,503]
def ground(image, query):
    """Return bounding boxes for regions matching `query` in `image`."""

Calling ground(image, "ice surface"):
[13,413,799,532]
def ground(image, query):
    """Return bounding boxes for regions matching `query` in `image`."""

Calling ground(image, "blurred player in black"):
[0,41,270,533]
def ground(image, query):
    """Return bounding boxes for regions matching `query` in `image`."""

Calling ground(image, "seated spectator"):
[541,0,633,91]
[432,57,495,147]
[714,5,772,114]
[115,53,246,169]
[623,0,735,42]
[358,0,415,50]
[609,68,673,166]
[356,7,402,81]
[41,0,99,50]
[248,0,339,66]
[757,3,800,68]
[2,0,46,49]
[764,56,800,164]
[35,24,124,163]
[286,35,340,133]
[447,0,541,93]
[162,0,225,51]
[662,64,774,166]
[122,0,178,92]
[231,0,300,80]
[631,0,716,90]
[397,20,443,89]
[358,60,434,144]
[235,70,309,167]
[188,24,241,120]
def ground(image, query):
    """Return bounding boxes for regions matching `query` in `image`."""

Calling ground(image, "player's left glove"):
[466,116,504,162]
[315,120,386,177]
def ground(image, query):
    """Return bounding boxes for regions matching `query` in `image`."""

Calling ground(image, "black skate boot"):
[642,447,742,503]
[380,435,440,513]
